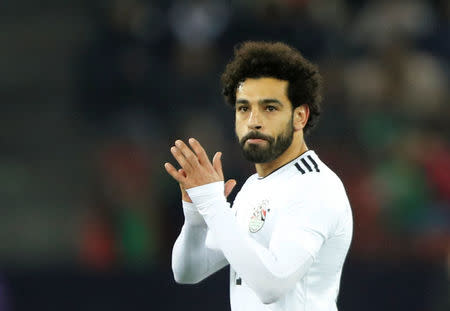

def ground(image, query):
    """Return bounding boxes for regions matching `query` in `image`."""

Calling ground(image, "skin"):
[164,77,310,200]
[235,77,309,176]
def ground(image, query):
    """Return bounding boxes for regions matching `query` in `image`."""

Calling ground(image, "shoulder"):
[285,152,343,188]
[283,153,349,213]
[278,162,350,238]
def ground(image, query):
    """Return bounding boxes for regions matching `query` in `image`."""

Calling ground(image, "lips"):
[246,138,267,144]
[240,131,273,146]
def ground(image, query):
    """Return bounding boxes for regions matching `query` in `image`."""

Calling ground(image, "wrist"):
[186,181,226,213]
[181,194,192,203]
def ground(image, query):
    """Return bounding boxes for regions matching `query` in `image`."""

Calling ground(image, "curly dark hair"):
[221,41,323,136]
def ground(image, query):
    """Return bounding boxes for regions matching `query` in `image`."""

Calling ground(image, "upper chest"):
[232,181,291,247]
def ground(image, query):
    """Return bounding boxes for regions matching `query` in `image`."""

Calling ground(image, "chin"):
[242,148,273,163]
[244,144,268,153]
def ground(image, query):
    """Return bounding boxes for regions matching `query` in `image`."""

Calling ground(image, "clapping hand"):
[164,138,236,202]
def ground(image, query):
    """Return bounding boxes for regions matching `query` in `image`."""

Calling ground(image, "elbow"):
[172,267,202,285]
[254,277,294,304]
[257,287,284,305]
[171,248,200,284]
[260,293,281,305]
[173,273,198,285]
[173,275,199,285]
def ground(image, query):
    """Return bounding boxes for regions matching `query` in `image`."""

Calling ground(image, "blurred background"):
[0,0,449,310]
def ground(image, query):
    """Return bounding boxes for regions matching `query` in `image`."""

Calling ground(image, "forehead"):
[236,77,289,101]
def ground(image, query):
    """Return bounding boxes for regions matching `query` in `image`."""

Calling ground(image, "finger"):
[178,168,187,178]
[188,138,209,165]
[212,152,224,180]
[178,178,192,203]
[164,162,186,184]
[224,179,237,198]
[175,140,199,167]
[171,145,192,171]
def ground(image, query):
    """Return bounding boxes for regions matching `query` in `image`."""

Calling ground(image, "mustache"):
[240,131,274,145]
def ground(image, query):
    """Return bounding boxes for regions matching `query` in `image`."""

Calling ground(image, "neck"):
[255,134,308,178]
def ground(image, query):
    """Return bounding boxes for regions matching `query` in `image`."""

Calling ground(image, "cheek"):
[235,121,244,139]
[273,115,293,136]
[235,115,245,133]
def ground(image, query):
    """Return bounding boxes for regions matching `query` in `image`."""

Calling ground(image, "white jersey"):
[172,150,353,311]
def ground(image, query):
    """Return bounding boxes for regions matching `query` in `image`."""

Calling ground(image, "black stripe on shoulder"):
[307,155,320,172]
[301,158,313,172]
[294,162,305,174]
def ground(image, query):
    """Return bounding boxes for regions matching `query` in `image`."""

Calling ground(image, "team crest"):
[249,200,269,233]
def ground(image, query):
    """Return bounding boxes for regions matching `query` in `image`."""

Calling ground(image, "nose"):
[248,110,262,130]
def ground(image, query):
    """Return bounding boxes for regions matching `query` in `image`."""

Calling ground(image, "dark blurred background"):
[0,0,449,310]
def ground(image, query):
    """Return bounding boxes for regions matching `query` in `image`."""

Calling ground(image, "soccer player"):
[164,41,353,311]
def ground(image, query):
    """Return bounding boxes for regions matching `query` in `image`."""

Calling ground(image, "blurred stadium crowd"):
[0,0,448,310]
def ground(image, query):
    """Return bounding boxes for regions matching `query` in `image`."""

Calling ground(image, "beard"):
[238,118,294,163]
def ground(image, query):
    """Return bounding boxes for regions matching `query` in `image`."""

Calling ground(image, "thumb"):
[212,152,224,180]
[224,179,237,198]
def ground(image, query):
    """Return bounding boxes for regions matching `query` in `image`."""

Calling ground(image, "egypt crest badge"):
[249,199,269,233]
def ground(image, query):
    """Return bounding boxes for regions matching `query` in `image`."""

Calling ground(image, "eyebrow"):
[260,99,283,106]
[236,98,283,106]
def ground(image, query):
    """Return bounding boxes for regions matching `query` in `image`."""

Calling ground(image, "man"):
[164,41,353,311]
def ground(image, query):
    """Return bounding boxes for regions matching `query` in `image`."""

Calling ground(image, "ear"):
[293,104,310,131]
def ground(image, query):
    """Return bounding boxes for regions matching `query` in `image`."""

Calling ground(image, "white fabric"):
[172,150,353,311]
[171,201,228,284]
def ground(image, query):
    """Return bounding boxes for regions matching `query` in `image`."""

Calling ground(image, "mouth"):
[246,138,267,144]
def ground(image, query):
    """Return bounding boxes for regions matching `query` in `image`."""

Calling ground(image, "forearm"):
[171,202,227,284]
[187,182,313,304]
[172,223,208,284]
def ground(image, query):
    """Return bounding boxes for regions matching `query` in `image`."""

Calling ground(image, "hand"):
[177,169,192,202]
[178,171,237,203]
[165,138,237,200]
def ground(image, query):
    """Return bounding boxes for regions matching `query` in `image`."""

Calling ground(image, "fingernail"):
[175,140,181,146]
[189,138,195,143]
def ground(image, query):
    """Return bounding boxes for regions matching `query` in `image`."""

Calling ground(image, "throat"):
[255,140,308,178]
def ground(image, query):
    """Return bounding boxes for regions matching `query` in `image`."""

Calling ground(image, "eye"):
[265,105,276,112]
[237,106,248,112]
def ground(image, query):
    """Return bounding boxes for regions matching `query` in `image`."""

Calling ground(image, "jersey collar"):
[256,150,317,180]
